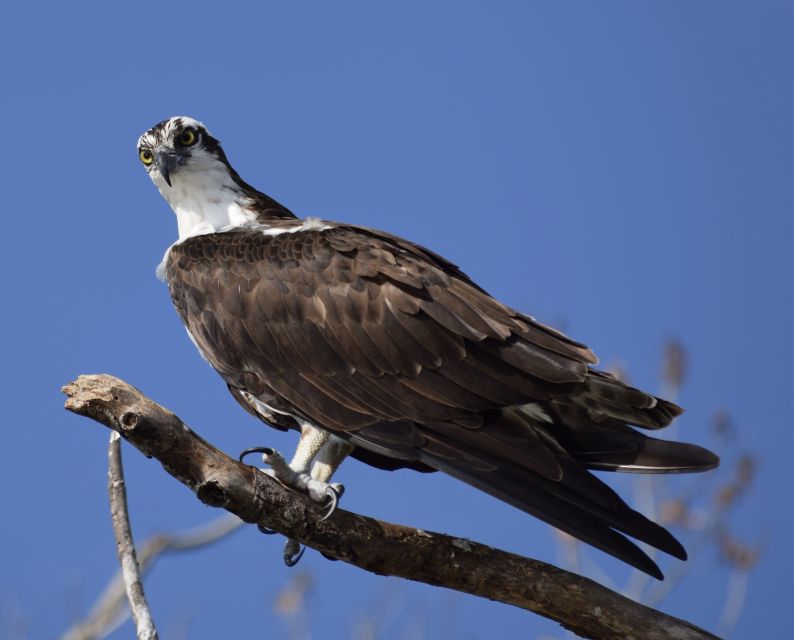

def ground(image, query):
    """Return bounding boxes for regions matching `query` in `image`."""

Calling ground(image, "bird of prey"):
[138,116,718,578]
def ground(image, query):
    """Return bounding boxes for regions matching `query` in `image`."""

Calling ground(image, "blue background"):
[1,1,791,638]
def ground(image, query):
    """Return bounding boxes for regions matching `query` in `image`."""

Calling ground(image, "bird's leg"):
[284,434,354,565]
[240,423,353,566]
[256,423,336,502]
[257,426,353,516]
[289,421,329,474]
[310,436,355,486]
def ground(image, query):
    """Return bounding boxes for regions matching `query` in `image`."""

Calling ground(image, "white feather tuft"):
[519,402,553,424]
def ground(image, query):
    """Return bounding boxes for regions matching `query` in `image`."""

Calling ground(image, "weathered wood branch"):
[62,374,721,640]
[107,432,158,640]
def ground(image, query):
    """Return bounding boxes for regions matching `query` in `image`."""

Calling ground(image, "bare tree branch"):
[61,514,243,640]
[62,374,721,640]
[107,432,159,640]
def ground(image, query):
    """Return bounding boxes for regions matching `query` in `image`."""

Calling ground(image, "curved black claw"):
[283,539,306,567]
[257,522,278,535]
[319,485,344,521]
[239,446,274,464]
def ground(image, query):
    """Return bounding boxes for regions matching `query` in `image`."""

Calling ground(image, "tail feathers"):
[544,406,720,473]
[421,446,670,579]
[418,430,687,578]
[537,454,686,560]
[572,370,683,430]
[540,370,718,473]
[575,431,720,473]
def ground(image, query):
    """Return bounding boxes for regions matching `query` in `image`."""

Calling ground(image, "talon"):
[239,446,274,463]
[283,538,306,567]
[257,523,278,535]
[319,484,344,521]
[329,482,345,498]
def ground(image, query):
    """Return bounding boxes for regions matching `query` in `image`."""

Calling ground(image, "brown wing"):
[166,224,596,430]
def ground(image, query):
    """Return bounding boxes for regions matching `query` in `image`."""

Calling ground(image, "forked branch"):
[62,374,720,640]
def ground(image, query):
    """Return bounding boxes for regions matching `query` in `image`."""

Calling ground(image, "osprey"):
[138,116,718,578]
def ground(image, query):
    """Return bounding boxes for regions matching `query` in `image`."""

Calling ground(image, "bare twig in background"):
[106,432,158,640]
[645,450,758,610]
[714,529,762,638]
[660,339,687,400]
[62,374,721,640]
[349,581,407,640]
[716,569,750,638]
[61,514,243,640]
[273,571,314,640]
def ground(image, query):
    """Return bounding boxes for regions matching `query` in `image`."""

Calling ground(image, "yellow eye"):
[178,129,197,146]
[139,149,154,165]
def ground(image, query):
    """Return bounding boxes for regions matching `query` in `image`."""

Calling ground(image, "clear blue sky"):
[1,2,791,638]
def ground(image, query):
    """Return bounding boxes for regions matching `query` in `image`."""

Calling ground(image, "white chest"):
[157,167,258,241]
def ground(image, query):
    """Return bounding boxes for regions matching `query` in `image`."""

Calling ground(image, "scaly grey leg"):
[257,422,347,509]
[311,436,355,484]
[240,422,354,566]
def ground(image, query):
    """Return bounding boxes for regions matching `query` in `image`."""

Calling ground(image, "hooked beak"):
[155,151,180,187]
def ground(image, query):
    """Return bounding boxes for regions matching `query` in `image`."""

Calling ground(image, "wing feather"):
[167,227,594,424]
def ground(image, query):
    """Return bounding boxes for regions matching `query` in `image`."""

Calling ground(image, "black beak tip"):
[155,151,178,188]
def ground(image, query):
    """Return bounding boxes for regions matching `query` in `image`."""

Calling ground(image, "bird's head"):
[138,117,295,243]
[136,116,229,189]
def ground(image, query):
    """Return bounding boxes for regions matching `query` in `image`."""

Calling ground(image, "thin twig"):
[63,374,722,640]
[107,432,158,640]
[61,514,243,640]
[716,569,749,638]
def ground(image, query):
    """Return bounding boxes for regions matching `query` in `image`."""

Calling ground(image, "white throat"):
[149,145,330,282]
[154,160,258,242]
[152,152,260,281]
